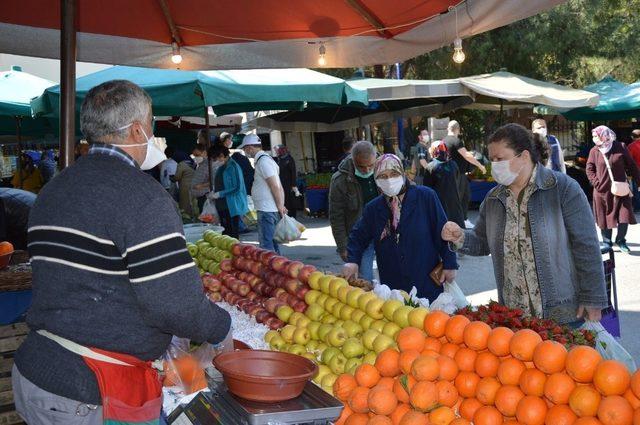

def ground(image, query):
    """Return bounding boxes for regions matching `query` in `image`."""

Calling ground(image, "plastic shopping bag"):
[274,214,305,243]
[429,292,458,314]
[162,337,215,395]
[198,199,219,224]
[580,321,637,372]
[444,280,470,310]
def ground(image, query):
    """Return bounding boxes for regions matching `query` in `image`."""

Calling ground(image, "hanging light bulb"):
[171,41,183,64]
[318,43,326,66]
[452,37,465,64]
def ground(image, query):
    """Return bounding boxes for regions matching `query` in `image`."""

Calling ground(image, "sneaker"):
[600,243,613,254]
[617,242,631,253]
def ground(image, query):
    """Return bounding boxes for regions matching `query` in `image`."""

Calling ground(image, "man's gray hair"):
[448,120,460,132]
[80,80,152,143]
[351,140,376,159]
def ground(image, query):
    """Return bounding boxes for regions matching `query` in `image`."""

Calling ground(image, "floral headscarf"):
[374,153,404,178]
[592,125,616,154]
[374,154,405,240]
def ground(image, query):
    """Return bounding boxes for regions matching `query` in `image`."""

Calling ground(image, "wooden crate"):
[0,323,28,425]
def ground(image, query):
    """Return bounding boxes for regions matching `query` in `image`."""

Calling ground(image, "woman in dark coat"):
[586,125,640,252]
[276,145,303,218]
[423,141,465,229]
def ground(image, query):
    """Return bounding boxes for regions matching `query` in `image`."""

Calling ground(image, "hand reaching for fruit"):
[441,221,464,244]
[342,263,359,281]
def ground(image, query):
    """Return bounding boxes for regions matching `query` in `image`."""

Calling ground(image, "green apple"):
[365,297,385,320]
[303,352,317,362]
[318,324,334,342]
[324,297,340,313]
[313,364,332,384]
[346,287,365,308]
[264,330,280,344]
[373,334,395,354]
[339,305,355,321]
[393,306,413,328]
[329,353,347,374]
[370,319,386,333]
[321,347,342,365]
[321,373,338,389]
[319,275,334,294]
[408,307,429,330]
[327,328,348,347]
[329,277,348,299]
[281,324,296,342]
[342,338,365,359]
[351,309,366,324]
[362,329,380,351]
[296,317,311,328]
[343,320,364,338]
[187,243,198,257]
[322,314,337,324]
[345,357,363,375]
[308,321,322,340]
[304,289,322,305]
[331,301,345,318]
[288,344,307,356]
[337,286,351,303]
[316,342,328,353]
[359,315,375,330]
[306,340,319,351]
[289,312,305,326]
[334,320,345,328]
[316,294,329,308]
[382,299,404,321]
[293,327,311,345]
[308,271,325,290]
[383,322,401,339]
[269,335,287,351]
[276,305,294,323]
[363,351,378,365]
[358,292,378,311]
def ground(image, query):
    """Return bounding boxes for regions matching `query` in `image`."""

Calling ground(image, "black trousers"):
[601,224,628,245]
[219,208,240,239]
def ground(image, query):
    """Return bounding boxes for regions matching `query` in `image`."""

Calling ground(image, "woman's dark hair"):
[192,143,206,154]
[209,145,230,159]
[488,123,543,163]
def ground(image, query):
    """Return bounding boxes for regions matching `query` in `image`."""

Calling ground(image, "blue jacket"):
[216,159,249,218]
[346,184,458,301]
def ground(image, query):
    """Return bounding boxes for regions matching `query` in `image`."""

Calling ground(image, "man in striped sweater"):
[12,80,231,425]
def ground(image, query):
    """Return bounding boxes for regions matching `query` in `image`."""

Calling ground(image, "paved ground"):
[240,211,640,361]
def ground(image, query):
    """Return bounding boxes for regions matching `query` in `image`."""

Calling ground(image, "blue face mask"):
[355,168,373,179]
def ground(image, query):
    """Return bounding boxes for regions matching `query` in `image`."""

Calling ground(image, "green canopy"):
[563,76,640,121]
[31,66,368,119]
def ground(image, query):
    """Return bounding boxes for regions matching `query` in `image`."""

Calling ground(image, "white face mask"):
[534,127,548,138]
[491,154,523,186]
[113,123,166,170]
[376,176,404,197]
[192,156,204,165]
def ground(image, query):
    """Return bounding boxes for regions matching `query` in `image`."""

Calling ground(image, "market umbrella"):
[31,66,368,118]
[562,79,640,121]
[0,0,564,69]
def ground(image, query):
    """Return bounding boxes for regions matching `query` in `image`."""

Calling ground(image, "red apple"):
[265,317,285,330]
[263,297,279,314]
[250,262,263,276]
[296,286,310,299]
[255,310,271,324]
[242,245,257,258]
[269,256,288,272]
[231,257,242,270]
[286,261,304,279]
[276,292,290,303]
[248,275,261,287]
[260,250,277,266]
[284,279,302,295]
[218,271,231,279]
[236,283,251,296]
[219,259,233,272]
[246,291,259,301]
[231,243,245,256]
[292,300,307,313]
[286,293,299,305]
[252,248,264,261]
[272,288,287,298]
[242,302,256,314]
[237,298,251,308]
[248,304,264,316]
[298,265,317,284]
[223,292,235,303]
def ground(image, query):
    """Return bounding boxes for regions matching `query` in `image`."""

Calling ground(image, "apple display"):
[331,301,345,318]
[373,334,395,354]
[318,324,334,342]
[280,324,296,342]
[339,305,355,321]
[328,277,348,299]
[408,307,429,329]
[351,309,366,324]
[342,320,364,338]
[269,335,286,350]
[359,315,375,330]
[363,351,378,365]
[327,328,348,347]
[288,344,307,356]
[342,338,365,358]
[328,353,347,374]
[304,289,322,305]
[313,364,332,384]
[307,271,325,290]
[382,299,404,321]
[393,306,413,328]
[362,329,380,351]
[298,265,317,284]
[287,261,304,279]
[357,292,377,312]
[319,275,334,294]
[370,320,386,333]
[296,317,311,328]
[307,321,321,340]
[321,347,341,365]
[322,315,337,324]
[383,322,401,339]
[288,312,305,326]
[345,357,363,375]
[324,297,340,313]
[336,286,351,304]
[276,305,294,322]
[293,327,311,345]
[305,304,325,321]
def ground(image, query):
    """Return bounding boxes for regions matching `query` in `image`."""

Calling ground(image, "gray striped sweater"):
[15,146,231,404]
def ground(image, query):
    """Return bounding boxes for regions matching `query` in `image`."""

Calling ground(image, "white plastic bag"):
[580,321,637,372]
[443,280,470,309]
[274,214,305,243]
[429,292,458,314]
[198,199,219,224]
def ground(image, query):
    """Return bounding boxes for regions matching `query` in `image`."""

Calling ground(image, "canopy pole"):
[395,63,404,156]
[15,116,23,189]
[204,106,211,148]
[60,0,76,169]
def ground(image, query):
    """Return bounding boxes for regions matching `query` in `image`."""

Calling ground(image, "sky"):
[0,53,110,82]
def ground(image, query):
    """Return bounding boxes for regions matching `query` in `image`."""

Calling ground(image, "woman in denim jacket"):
[442,124,608,325]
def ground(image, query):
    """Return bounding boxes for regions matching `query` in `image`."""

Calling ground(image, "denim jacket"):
[459,165,608,324]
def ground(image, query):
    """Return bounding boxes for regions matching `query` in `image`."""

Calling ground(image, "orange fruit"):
[368,415,393,425]
[410,381,439,411]
[473,405,504,425]
[451,419,471,425]
[436,380,459,407]
[498,357,527,386]
[476,376,502,406]
[421,349,440,358]
[376,377,396,391]
[544,373,576,405]
[399,410,428,425]
[624,389,640,409]
[399,350,421,375]
[634,409,640,425]
[459,397,483,421]
[393,376,411,403]
[597,395,633,425]
[445,315,470,344]
[411,355,440,381]
[345,413,369,425]
[334,404,353,425]
[0,241,14,255]
[437,355,459,381]
[476,351,500,378]
[532,340,567,374]
[455,371,481,398]
[357,364,382,388]
[349,386,371,413]
[630,370,640,399]
[566,346,602,383]
[440,342,460,359]
[463,321,492,351]
[573,418,603,425]
[424,337,443,353]
[390,403,411,425]
[488,327,515,357]
[376,348,402,378]
[397,327,426,352]
[335,374,359,401]
[569,385,602,417]
[368,387,398,416]
[516,395,547,425]
[495,385,525,417]
[545,404,577,425]
[593,360,631,396]
[509,329,543,362]
[455,348,478,372]
[429,406,455,425]
[519,368,547,397]
[424,311,450,338]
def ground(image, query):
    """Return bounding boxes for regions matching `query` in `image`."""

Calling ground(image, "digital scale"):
[167,372,344,425]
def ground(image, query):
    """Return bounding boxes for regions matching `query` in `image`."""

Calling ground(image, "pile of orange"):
[333,310,640,425]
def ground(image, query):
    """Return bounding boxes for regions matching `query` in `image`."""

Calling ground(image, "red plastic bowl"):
[233,339,251,350]
[213,350,317,402]
[0,251,13,270]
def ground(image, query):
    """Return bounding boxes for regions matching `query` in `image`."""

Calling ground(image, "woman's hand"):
[441,221,464,244]
[442,269,457,284]
[342,263,359,280]
[577,305,602,322]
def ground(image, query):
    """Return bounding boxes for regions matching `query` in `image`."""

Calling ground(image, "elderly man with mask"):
[12,80,232,425]
[343,154,457,301]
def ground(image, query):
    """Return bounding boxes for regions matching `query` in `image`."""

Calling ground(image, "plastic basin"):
[213,350,318,402]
